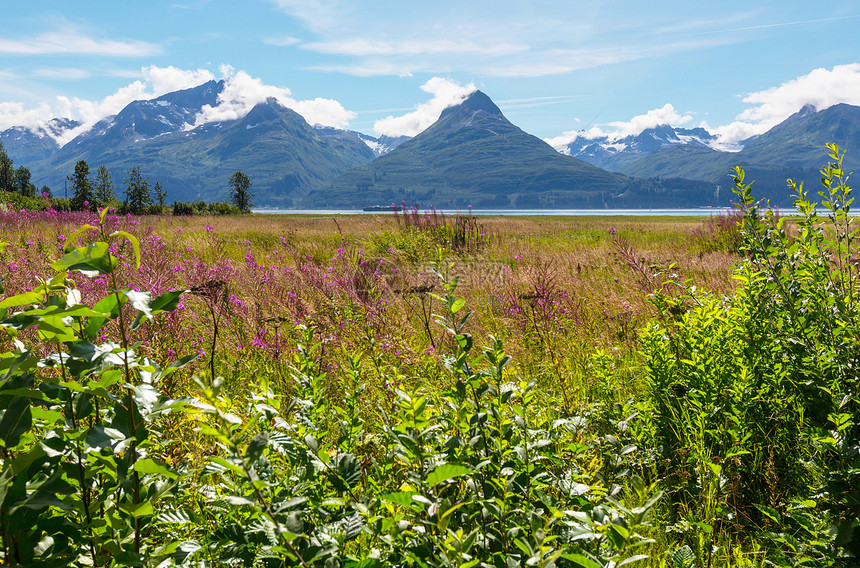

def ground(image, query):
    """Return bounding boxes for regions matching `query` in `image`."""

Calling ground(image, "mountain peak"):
[439,90,502,120]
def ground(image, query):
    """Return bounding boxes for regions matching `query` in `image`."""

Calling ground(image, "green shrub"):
[642,144,860,563]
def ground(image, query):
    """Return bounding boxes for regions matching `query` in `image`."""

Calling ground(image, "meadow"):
[0,154,857,566]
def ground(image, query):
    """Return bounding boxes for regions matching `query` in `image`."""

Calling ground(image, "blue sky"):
[1,0,859,148]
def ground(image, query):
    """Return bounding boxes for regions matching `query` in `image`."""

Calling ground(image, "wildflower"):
[608,227,617,236]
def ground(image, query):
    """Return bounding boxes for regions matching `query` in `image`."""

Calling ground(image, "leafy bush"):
[642,144,860,563]
[0,208,192,566]
[0,190,50,211]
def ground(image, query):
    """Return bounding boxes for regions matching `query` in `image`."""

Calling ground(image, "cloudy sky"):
[1,0,859,148]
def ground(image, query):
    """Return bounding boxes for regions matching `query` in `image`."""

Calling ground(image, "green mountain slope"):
[305,91,638,209]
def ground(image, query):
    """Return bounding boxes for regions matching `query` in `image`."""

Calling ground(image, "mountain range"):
[558,125,718,171]
[3,82,860,208]
[303,91,715,209]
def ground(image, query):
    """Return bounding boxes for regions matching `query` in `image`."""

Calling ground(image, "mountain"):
[62,80,223,153]
[617,104,860,204]
[0,118,79,165]
[315,127,410,156]
[306,91,635,208]
[304,90,717,209]
[561,125,717,171]
[23,85,376,206]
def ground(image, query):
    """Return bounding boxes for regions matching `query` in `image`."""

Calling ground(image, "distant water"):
[252,208,730,217]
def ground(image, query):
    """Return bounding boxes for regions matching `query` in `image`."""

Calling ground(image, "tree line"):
[0,142,47,198]
[1,143,254,214]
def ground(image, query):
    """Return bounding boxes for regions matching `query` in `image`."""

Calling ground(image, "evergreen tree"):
[14,166,35,198]
[68,160,93,211]
[154,181,167,211]
[124,166,151,214]
[0,142,13,193]
[93,165,115,208]
[228,171,253,212]
[41,186,52,199]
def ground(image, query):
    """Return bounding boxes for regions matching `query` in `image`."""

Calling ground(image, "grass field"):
[1,209,739,396]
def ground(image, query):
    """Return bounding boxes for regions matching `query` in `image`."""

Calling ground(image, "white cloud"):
[192,65,355,128]
[0,30,160,57]
[0,101,56,133]
[307,61,437,78]
[302,38,526,57]
[193,66,290,124]
[608,103,693,138]
[143,65,216,96]
[265,0,347,33]
[713,63,860,147]
[707,121,760,151]
[289,97,355,128]
[373,77,476,137]
[32,68,93,80]
[544,127,609,151]
[263,35,301,47]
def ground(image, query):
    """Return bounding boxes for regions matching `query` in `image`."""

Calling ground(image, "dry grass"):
[1,210,742,399]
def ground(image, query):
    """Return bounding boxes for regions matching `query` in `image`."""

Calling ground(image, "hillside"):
[306,91,715,209]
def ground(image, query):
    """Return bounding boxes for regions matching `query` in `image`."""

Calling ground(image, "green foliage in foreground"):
[642,144,860,564]
[0,145,858,567]
[0,207,659,567]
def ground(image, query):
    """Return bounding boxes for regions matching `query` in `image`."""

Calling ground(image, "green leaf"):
[754,503,782,524]
[36,315,77,342]
[209,456,246,477]
[244,431,268,463]
[332,453,361,491]
[85,292,127,338]
[560,553,602,568]
[0,396,32,448]
[450,298,466,314]
[379,491,421,509]
[110,230,141,269]
[426,463,472,486]
[131,289,185,329]
[64,224,100,246]
[134,458,179,480]
[617,555,650,567]
[119,501,154,518]
[52,242,116,277]
[86,425,127,452]
[0,290,44,310]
